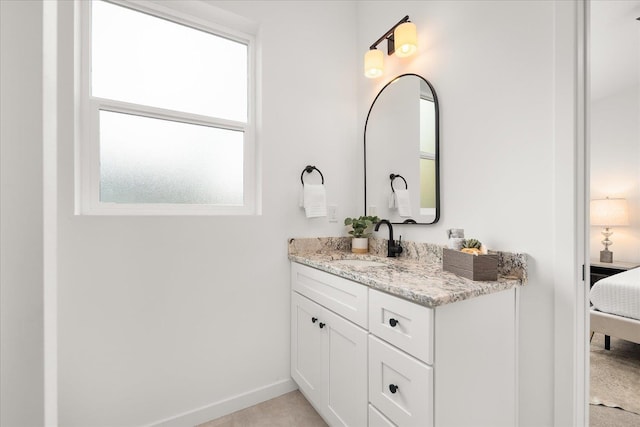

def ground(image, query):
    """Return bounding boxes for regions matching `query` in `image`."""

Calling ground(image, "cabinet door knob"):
[389,384,399,394]
[311,317,318,323]
[389,318,399,327]
[319,322,325,329]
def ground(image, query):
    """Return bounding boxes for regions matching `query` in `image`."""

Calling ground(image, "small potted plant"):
[344,215,380,254]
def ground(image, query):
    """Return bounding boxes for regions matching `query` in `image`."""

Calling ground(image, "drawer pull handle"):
[311,317,318,323]
[389,384,399,394]
[319,322,326,329]
[389,318,399,327]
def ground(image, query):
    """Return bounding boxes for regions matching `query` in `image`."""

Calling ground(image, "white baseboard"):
[145,378,298,427]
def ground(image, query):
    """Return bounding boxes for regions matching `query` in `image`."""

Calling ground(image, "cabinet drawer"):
[369,289,433,364]
[369,336,433,427]
[369,404,396,427]
[292,263,368,328]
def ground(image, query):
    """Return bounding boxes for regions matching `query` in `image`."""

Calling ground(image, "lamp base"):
[600,249,613,263]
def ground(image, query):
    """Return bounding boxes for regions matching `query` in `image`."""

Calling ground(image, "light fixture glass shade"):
[591,198,630,226]
[394,22,417,58]
[364,49,384,78]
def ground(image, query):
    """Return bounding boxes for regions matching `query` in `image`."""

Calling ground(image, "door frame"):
[552,0,589,425]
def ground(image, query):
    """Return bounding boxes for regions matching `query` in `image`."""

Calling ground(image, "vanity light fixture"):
[364,15,418,78]
[591,197,630,263]
[364,49,384,78]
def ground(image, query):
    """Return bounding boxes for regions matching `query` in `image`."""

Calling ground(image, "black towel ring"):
[389,174,408,193]
[301,165,324,186]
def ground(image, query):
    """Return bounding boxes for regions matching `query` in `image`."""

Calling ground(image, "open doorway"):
[588,1,640,425]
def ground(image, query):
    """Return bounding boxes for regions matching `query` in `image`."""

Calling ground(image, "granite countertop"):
[288,237,527,308]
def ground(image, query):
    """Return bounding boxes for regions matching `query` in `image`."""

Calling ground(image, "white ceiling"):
[590,0,640,101]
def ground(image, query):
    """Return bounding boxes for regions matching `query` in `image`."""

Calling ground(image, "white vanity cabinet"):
[291,264,368,427]
[291,262,518,427]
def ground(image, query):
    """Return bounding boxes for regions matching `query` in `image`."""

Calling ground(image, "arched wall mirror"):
[364,73,440,225]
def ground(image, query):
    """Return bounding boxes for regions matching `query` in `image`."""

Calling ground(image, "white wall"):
[0,1,45,425]
[56,1,359,425]
[356,1,569,425]
[590,87,640,263]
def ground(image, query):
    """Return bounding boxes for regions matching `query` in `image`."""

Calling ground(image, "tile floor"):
[198,390,327,427]
[200,370,640,427]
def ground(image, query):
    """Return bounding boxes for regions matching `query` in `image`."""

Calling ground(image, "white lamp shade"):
[591,198,630,226]
[364,49,384,78]
[394,22,417,58]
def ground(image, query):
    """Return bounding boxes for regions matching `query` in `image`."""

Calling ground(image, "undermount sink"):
[331,259,387,267]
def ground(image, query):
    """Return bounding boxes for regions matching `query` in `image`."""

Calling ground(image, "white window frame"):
[76,0,257,215]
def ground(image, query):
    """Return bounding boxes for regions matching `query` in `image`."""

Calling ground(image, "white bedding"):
[590,267,640,321]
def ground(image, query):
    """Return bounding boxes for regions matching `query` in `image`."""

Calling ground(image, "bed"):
[590,267,640,349]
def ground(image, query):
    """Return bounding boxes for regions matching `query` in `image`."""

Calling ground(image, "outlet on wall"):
[328,205,338,223]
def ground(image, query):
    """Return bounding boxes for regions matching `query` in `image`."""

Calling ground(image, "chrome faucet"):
[374,219,403,258]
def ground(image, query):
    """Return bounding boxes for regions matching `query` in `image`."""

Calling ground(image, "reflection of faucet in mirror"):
[374,219,403,257]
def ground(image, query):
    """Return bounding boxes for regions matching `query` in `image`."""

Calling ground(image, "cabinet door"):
[291,292,324,407]
[323,308,368,427]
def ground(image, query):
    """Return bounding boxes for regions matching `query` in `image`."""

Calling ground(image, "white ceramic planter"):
[351,237,369,254]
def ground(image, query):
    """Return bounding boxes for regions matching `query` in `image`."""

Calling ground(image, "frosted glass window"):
[100,111,243,204]
[92,0,247,122]
[78,0,255,214]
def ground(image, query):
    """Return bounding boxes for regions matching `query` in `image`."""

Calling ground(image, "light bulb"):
[364,49,384,78]
[394,22,417,58]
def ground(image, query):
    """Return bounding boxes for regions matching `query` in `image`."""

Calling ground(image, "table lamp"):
[590,197,629,263]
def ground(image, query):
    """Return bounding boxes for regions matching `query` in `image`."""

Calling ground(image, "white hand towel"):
[395,189,412,217]
[303,184,327,218]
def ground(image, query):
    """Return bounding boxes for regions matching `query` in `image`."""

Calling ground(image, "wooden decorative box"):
[442,248,498,281]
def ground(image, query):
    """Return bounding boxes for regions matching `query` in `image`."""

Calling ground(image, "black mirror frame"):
[364,73,440,225]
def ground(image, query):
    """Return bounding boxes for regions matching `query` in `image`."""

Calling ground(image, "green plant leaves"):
[343,215,380,238]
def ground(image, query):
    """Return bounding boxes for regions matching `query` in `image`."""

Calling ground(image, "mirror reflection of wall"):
[365,74,439,224]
